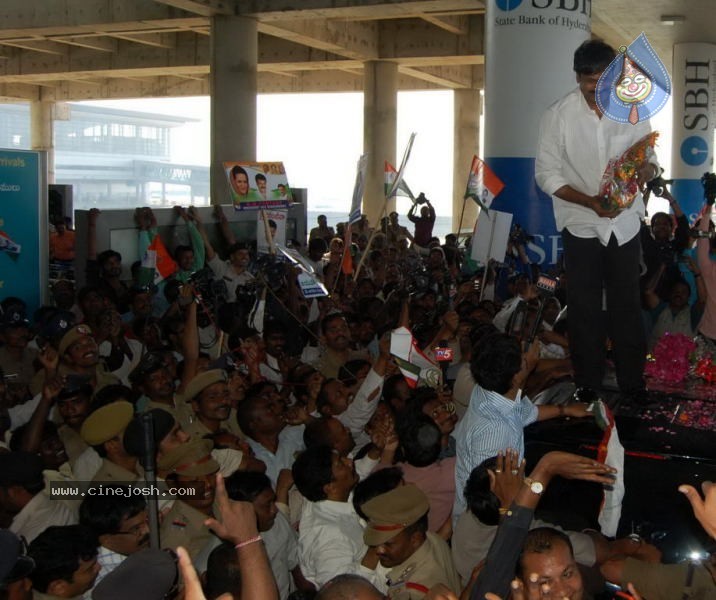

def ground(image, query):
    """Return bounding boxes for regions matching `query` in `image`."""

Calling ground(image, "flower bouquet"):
[598,132,659,212]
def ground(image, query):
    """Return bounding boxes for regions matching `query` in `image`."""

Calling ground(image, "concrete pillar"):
[210,15,258,204]
[452,89,482,234]
[30,101,54,183]
[363,60,398,226]
[484,3,589,266]
[671,43,716,222]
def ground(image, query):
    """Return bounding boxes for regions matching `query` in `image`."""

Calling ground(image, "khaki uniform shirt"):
[143,396,194,429]
[30,363,119,397]
[182,408,244,440]
[58,424,89,467]
[91,458,140,483]
[314,348,369,380]
[386,533,461,599]
[160,500,220,571]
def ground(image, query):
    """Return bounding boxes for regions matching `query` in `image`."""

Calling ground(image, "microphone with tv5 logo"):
[434,339,454,388]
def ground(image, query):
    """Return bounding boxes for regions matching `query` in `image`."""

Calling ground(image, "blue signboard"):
[0,149,43,314]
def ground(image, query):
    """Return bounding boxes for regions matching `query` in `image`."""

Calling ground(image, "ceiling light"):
[660,15,685,25]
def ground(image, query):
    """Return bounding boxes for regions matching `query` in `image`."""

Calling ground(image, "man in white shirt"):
[535,40,659,396]
[224,471,305,600]
[292,445,386,592]
[0,452,77,544]
[236,382,305,486]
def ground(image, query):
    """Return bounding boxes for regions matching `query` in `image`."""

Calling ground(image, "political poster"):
[256,209,288,254]
[223,161,292,210]
[0,149,46,314]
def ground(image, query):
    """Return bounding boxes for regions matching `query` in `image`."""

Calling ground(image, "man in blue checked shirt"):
[453,333,592,521]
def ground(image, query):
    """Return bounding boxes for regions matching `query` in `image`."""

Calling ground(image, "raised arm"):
[471,450,616,600]
[192,208,217,262]
[214,204,236,246]
[177,286,199,393]
[185,206,206,270]
[200,473,279,600]
[87,208,100,261]
[696,204,713,270]
[662,189,690,252]
[20,349,61,454]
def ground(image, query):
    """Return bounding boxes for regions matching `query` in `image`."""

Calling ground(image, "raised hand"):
[536,450,616,486]
[491,449,526,510]
[42,374,65,403]
[37,344,60,375]
[679,481,716,539]
[176,546,231,600]
[204,473,260,545]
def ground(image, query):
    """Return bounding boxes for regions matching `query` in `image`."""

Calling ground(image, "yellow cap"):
[58,324,94,355]
[80,401,134,446]
[158,439,219,477]
[184,369,227,401]
[362,484,430,547]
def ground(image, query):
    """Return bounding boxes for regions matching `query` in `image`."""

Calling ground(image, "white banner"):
[471,209,513,265]
[671,43,716,221]
[485,0,590,158]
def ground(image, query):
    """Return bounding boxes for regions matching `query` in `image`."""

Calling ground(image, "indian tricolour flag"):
[464,155,505,214]
[594,400,624,537]
[390,326,440,388]
[384,162,415,201]
[141,234,178,285]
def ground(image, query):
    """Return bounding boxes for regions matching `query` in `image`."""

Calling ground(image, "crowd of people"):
[1,40,716,600]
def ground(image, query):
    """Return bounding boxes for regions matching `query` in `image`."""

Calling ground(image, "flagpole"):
[260,208,276,255]
[353,196,390,281]
[479,212,497,302]
[455,194,469,242]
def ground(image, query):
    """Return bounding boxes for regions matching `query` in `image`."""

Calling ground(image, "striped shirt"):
[453,385,538,520]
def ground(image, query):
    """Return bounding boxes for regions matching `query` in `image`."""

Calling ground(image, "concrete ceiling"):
[0,0,713,102]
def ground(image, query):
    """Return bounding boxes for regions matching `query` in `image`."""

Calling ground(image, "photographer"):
[696,186,716,343]
[407,193,436,248]
[639,187,690,304]
[193,207,254,302]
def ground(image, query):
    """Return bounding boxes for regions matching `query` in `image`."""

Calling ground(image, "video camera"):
[701,172,716,206]
[187,268,229,328]
[509,223,535,247]
[645,176,674,198]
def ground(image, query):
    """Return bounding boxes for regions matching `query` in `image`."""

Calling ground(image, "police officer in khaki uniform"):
[362,485,461,599]
[182,369,244,440]
[80,401,140,483]
[30,324,119,396]
[160,438,222,570]
[129,351,193,427]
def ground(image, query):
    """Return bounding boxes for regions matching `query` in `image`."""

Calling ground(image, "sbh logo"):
[495,0,591,14]
[681,136,709,167]
[495,0,523,10]
[680,60,710,168]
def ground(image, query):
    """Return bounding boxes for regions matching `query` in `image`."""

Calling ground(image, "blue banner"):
[487,157,563,266]
[0,149,42,313]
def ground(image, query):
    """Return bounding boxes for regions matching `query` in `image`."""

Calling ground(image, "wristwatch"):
[524,477,544,495]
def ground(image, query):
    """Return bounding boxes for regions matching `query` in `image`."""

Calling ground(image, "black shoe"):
[622,388,651,406]
[573,386,602,404]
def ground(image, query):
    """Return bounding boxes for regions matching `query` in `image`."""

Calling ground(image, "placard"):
[223,161,291,210]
